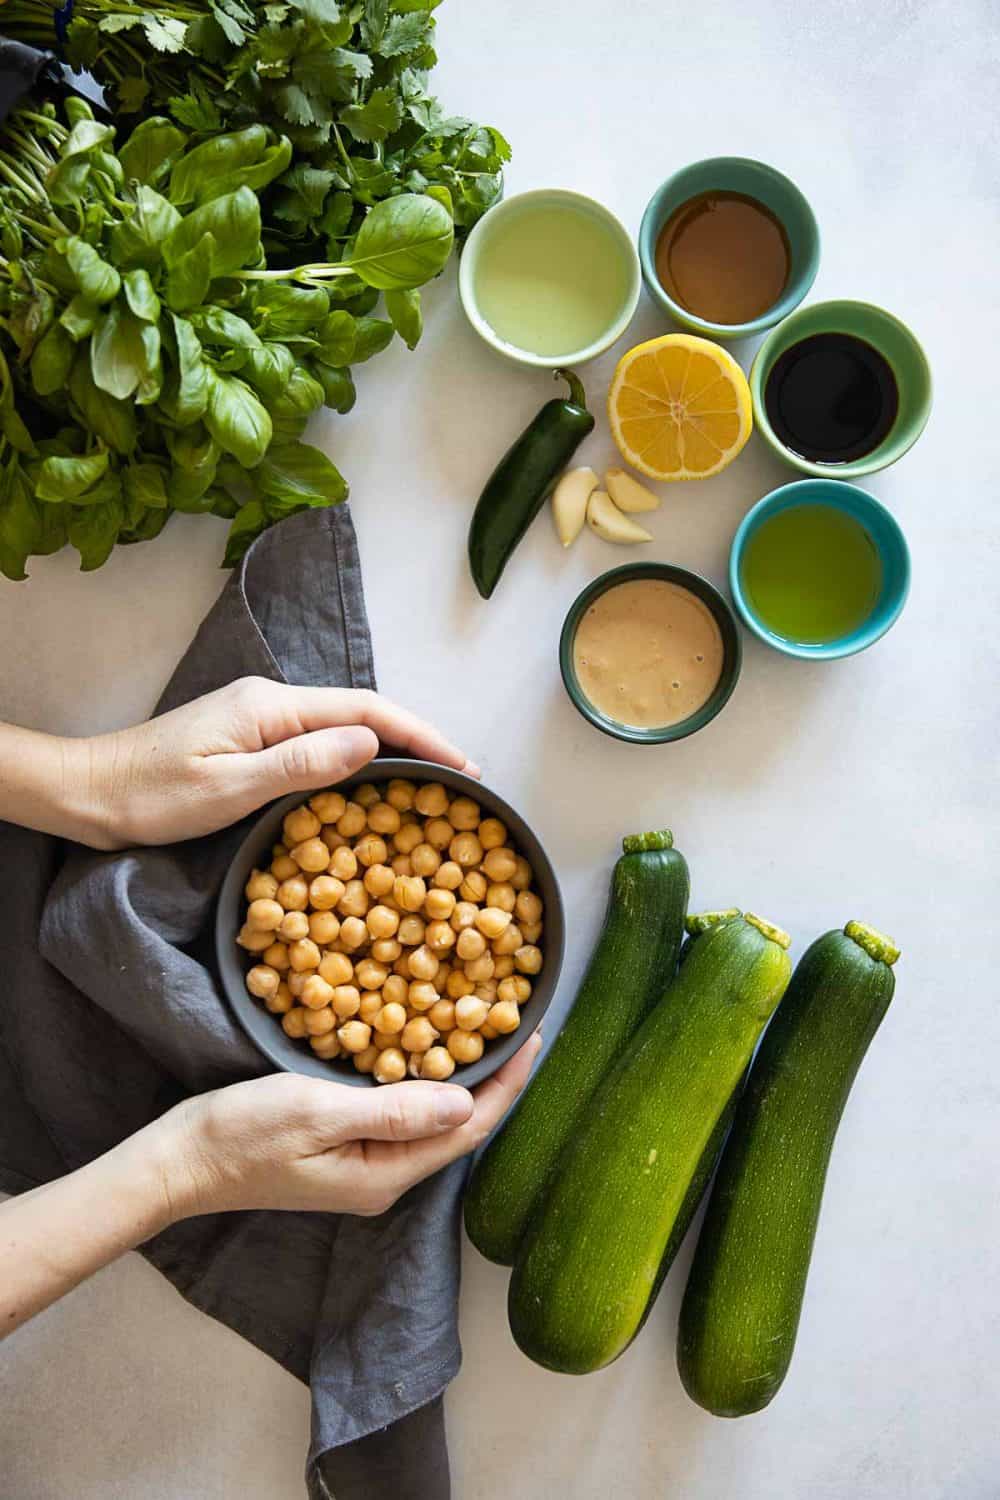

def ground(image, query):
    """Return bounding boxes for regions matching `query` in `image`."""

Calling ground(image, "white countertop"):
[2,1,997,1495]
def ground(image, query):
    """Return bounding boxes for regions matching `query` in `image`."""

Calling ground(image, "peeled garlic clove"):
[551,466,599,548]
[586,489,653,545]
[605,467,660,513]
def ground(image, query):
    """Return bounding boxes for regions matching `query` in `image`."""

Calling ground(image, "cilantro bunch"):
[0,96,456,576]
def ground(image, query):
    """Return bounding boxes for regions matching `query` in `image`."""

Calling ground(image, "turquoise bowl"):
[638,157,820,340]
[729,479,911,660]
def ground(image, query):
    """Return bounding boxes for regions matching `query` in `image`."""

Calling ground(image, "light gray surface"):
[1,0,998,1495]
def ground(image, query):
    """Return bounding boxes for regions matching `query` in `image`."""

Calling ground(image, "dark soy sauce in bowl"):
[764,332,899,463]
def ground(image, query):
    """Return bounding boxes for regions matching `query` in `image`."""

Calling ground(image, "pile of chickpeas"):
[238,779,544,1085]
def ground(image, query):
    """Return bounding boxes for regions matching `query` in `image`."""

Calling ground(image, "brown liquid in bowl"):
[655,191,790,325]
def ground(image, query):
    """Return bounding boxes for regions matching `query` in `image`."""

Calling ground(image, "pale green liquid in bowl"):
[474,203,633,357]
[741,504,882,644]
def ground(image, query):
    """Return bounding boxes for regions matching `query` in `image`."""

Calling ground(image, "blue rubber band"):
[54,0,74,46]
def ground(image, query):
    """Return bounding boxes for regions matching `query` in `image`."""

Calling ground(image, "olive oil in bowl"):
[740,504,882,645]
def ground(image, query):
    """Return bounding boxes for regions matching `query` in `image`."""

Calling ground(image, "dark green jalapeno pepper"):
[468,368,594,599]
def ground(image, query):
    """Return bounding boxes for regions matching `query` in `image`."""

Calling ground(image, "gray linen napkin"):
[0,506,464,1499]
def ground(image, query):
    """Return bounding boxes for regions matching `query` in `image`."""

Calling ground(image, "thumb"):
[341,1081,475,1142]
[232,724,379,808]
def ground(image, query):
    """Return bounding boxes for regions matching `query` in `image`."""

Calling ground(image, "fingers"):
[329,1079,474,1143]
[226,724,379,814]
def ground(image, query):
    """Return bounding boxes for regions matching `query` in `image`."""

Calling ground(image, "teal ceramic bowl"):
[638,157,820,340]
[458,188,641,368]
[559,562,742,744]
[729,478,911,660]
[749,298,933,477]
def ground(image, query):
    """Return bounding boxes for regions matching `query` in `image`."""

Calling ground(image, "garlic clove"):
[586,489,653,545]
[605,467,661,513]
[551,466,599,547]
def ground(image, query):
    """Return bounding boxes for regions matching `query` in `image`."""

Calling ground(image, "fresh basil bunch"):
[0,98,456,576]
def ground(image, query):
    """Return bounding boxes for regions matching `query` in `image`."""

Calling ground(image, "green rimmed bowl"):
[559,562,742,744]
[750,299,932,477]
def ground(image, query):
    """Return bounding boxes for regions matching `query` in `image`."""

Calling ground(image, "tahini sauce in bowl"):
[573,579,724,729]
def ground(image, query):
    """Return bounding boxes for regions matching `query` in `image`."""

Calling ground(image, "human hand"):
[148,1033,541,1220]
[75,677,479,849]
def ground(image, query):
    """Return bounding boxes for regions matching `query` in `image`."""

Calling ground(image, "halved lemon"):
[607,333,752,481]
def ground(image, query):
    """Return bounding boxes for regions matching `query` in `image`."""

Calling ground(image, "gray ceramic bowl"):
[215,759,565,1087]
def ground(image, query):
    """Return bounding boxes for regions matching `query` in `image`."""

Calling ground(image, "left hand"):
[77,678,479,848]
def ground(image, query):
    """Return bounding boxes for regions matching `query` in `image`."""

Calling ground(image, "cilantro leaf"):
[339,87,403,142]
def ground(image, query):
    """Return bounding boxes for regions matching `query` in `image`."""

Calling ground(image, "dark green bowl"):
[559,562,742,744]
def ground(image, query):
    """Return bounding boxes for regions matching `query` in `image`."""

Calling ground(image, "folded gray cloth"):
[0,507,464,1499]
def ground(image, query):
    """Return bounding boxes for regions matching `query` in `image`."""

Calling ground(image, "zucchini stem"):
[744,912,791,949]
[685,909,741,935]
[622,830,673,854]
[844,920,900,966]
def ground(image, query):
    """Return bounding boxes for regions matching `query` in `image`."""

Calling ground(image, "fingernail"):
[462,759,482,779]
[433,1086,473,1126]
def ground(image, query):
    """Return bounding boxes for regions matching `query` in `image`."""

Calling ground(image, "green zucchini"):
[677,920,899,1417]
[508,911,792,1374]
[464,830,689,1265]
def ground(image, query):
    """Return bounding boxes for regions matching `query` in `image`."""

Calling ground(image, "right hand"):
[148,1033,541,1221]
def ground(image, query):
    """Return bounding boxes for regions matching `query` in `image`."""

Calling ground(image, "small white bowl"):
[459,188,641,368]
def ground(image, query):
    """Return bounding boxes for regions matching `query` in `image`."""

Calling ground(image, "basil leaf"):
[268,365,325,420]
[313,363,356,413]
[164,187,262,277]
[384,287,422,349]
[119,118,187,185]
[165,314,209,424]
[68,495,123,571]
[351,316,394,363]
[35,450,111,503]
[63,119,115,158]
[316,309,357,366]
[347,194,453,290]
[259,441,347,508]
[124,462,169,510]
[0,465,41,581]
[205,370,273,468]
[119,507,171,544]
[110,186,182,269]
[31,323,76,395]
[251,283,330,338]
[68,353,137,454]
[122,269,161,323]
[190,307,263,350]
[170,127,293,205]
[62,237,121,304]
[91,302,153,401]
[242,341,296,400]
[60,296,100,341]
[168,461,221,512]
[165,232,215,314]
[165,424,218,472]
[223,498,268,567]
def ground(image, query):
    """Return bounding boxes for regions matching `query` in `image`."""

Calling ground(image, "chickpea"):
[363,863,395,898]
[339,916,369,952]
[283,806,320,845]
[425,920,456,953]
[309,790,347,824]
[238,924,276,953]
[245,869,279,903]
[359,991,384,1025]
[421,817,452,852]
[287,938,320,973]
[291,837,330,874]
[428,998,456,1033]
[308,874,345,911]
[373,1029,400,1050]
[486,882,517,914]
[464,953,495,984]
[520,921,543,945]
[301,974,336,1010]
[337,879,369,920]
[287,971,308,998]
[246,965,280,1002]
[382,973,408,1008]
[488,999,521,1034]
[446,970,475,1000]
[278,910,310,943]
[393,821,424,855]
[475,906,512,940]
[374,1001,407,1034]
[424,887,457,921]
[394,875,427,913]
[410,842,442,878]
[479,1023,498,1041]
[493,955,515,979]
[450,901,479,933]
[367,801,401,836]
[408,981,439,1013]
[446,796,478,830]
[515,944,543,975]
[319,951,354,987]
[320,827,347,852]
[354,833,388,868]
[432,860,463,891]
[354,782,380,809]
[270,853,299,882]
[393,953,412,980]
[276,875,309,912]
[282,1007,309,1039]
[355,958,389,991]
[408,945,440,982]
[474,980,499,1005]
[401,1017,438,1053]
[459,870,488,904]
[478,818,508,850]
[492,922,523,957]
[328,845,359,881]
[371,937,401,965]
[262,941,291,972]
[449,832,483,869]
[386,779,417,812]
[265,982,294,1015]
[515,890,544,926]
[414,782,449,817]
[456,926,487,962]
[353,1045,379,1075]
[310,1032,342,1060]
[373,1048,407,1085]
[337,1019,372,1054]
[421,1046,455,1081]
[498,975,532,1005]
[511,856,533,891]
[366,904,400,941]
[304,1006,337,1036]
[447,1029,484,1064]
[480,847,516,883]
[309,911,340,946]
[455,995,490,1031]
[391,854,413,878]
